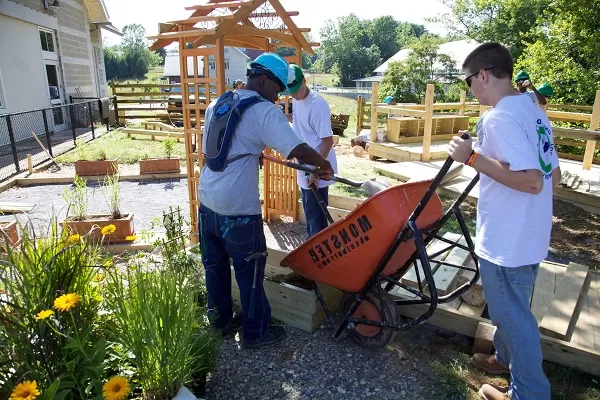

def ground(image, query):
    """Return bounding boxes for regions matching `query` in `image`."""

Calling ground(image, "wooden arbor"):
[148,0,318,242]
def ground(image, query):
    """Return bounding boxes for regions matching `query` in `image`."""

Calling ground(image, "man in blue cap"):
[199,53,333,349]
[286,63,338,238]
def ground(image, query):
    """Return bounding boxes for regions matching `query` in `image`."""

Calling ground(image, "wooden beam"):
[267,0,315,55]
[473,321,496,354]
[421,83,435,161]
[540,262,590,340]
[553,126,600,142]
[159,23,175,33]
[370,82,378,143]
[582,90,600,170]
[167,15,235,24]
[271,41,320,48]
[248,11,299,17]
[192,0,267,47]
[284,28,311,33]
[215,36,226,95]
[224,25,299,46]
[185,0,252,10]
[146,28,216,41]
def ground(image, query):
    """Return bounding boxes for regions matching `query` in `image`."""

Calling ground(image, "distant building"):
[162,46,250,86]
[353,40,480,90]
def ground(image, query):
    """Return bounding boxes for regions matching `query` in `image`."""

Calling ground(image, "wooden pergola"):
[148,0,319,242]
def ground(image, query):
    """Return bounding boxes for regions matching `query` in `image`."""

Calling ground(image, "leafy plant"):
[103,171,121,219]
[96,150,108,161]
[162,135,177,159]
[63,175,88,221]
[141,152,149,161]
[75,139,87,162]
[0,219,111,399]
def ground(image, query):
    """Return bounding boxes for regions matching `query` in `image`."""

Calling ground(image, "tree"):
[103,46,120,81]
[155,48,166,66]
[379,35,459,103]
[368,16,402,62]
[433,0,550,59]
[122,24,148,52]
[104,24,161,81]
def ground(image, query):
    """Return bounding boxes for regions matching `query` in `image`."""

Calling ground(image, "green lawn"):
[304,73,336,87]
[56,130,187,165]
[320,93,359,138]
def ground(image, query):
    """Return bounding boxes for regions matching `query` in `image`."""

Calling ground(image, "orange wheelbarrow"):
[265,152,480,349]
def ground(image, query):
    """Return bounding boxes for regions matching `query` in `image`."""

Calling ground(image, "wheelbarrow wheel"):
[340,289,399,349]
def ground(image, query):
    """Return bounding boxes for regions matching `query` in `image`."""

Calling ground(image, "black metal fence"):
[0,97,117,181]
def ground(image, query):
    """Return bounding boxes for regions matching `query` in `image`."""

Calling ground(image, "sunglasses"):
[465,67,495,87]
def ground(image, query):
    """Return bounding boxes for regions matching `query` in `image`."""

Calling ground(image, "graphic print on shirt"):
[536,118,555,179]
[475,115,485,148]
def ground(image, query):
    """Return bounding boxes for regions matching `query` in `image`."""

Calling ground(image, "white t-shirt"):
[473,94,559,268]
[200,90,305,215]
[522,90,538,104]
[291,90,338,189]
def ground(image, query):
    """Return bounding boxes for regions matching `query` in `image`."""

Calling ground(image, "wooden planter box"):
[231,254,342,333]
[0,221,19,250]
[74,160,118,176]
[61,213,134,243]
[139,157,181,174]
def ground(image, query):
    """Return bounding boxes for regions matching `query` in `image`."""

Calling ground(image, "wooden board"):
[400,233,460,288]
[540,262,590,340]
[531,262,560,323]
[571,273,600,350]
[368,141,449,162]
[0,202,35,213]
[433,238,471,296]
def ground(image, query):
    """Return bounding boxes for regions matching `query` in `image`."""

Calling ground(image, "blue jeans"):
[479,258,551,400]
[301,186,329,238]
[198,204,270,341]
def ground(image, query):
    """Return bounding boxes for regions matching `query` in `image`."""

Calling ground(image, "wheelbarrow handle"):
[261,153,363,187]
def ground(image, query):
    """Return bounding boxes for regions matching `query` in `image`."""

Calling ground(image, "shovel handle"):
[261,153,363,187]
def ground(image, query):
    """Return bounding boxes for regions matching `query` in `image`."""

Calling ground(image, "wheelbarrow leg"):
[312,281,336,329]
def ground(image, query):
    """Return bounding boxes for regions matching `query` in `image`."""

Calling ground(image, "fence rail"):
[0,98,117,181]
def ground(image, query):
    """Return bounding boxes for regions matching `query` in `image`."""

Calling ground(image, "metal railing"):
[0,98,117,181]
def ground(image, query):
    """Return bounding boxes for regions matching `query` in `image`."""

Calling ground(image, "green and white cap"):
[287,64,305,94]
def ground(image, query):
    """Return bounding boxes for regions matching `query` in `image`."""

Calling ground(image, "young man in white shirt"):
[287,64,338,237]
[448,43,561,400]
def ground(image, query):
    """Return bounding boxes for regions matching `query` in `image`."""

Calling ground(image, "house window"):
[224,48,229,53]
[39,29,56,53]
[225,61,230,70]
[209,61,215,70]
[226,78,231,85]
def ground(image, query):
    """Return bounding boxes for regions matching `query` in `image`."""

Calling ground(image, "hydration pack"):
[203,91,263,172]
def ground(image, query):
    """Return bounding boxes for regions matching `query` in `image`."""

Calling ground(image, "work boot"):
[478,384,511,400]
[473,353,510,375]
[242,325,286,349]
[220,312,243,339]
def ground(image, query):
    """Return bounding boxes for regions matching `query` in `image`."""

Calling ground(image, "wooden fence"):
[358,83,600,168]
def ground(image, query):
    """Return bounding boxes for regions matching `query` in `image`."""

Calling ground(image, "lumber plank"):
[531,262,558,324]
[572,273,600,350]
[592,274,600,351]
[432,237,471,296]
[540,262,590,340]
[473,321,496,354]
[0,202,35,213]
[400,232,460,288]
[327,195,365,211]
[297,201,350,224]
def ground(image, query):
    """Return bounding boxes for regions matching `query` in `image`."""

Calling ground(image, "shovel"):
[261,153,392,196]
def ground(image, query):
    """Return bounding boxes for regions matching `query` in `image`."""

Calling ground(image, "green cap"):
[287,64,305,94]
[537,83,553,97]
[515,70,530,81]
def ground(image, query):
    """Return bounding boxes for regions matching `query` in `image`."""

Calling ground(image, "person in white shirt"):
[287,64,338,237]
[448,43,560,400]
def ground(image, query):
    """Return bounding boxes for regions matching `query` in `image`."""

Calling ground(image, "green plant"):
[141,152,149,161]
[104,254,219,399]
[0,219,112,399]
[96,150,108,161]
[63,175,88,221]
[103,171,121,219]
[162,135,177,159]
[75,139,87,162]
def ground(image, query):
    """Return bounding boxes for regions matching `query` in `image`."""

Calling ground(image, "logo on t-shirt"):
[536,119,555,178]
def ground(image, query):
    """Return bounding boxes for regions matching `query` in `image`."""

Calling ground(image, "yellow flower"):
[10,380,40,400]
[102,376,130,400]
[53,293,82,312]
[93,273,105,282]
[125,235,137,241]
[95,295,104,302]
[101,225,116,235]
[68,234,81,244]
[193,322,200,329]
[34,309,54,321]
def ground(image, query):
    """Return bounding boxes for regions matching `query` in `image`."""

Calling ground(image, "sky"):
[101,0,451,48]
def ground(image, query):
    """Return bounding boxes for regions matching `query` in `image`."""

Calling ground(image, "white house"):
[354,40,480,89]
[162,46,250,86]
[0,0,119,114]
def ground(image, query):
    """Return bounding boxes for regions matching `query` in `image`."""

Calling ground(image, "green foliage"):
[103,171,121,220]
[63,175,88,221]
[379,35,460,103]
[104,24,162,81]
[317,14,425,85]
[162,135,176,159]
[0,220,109,399]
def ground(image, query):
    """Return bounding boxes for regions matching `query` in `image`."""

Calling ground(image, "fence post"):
[459,90,466,116]
[421,83,435,162]
[88,101,95,139]
[69,104,77,141]
[6,116,21,173]
[112,95,120,127]
[370,82,378,143]
[582,90,600,170]
[41,109,53,157]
